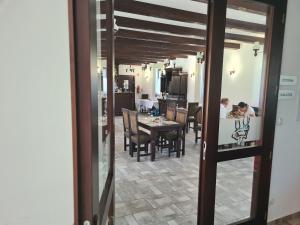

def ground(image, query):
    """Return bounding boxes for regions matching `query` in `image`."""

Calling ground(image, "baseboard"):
[268,211,300,225]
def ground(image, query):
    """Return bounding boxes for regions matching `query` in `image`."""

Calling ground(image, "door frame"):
[69,0,115,224]
[198,0,287,225]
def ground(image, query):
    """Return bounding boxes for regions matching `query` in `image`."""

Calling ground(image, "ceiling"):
[98,0,269,65]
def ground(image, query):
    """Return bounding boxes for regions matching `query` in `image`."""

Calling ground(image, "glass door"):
[199,0,287,224]
[73,0,115,225]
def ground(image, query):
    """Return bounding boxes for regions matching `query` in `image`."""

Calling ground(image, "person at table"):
[238,102,256,117]
[220,98,230,119]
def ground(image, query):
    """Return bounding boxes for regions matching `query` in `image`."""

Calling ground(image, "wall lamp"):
[229,69,236,76]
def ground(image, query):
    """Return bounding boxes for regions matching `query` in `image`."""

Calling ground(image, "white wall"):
[221,43,264,107]
[268,0,300,221]
[174,56,199,102]
[0,0,74,225]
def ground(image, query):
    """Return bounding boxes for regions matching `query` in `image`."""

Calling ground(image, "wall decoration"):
[280,75,298,86]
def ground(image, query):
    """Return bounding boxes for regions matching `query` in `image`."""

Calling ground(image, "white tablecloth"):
[136,99,159,110]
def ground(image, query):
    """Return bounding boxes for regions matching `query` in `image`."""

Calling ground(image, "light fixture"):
[229,69,236,76]
[142,64,147,71]
[253,41,262,57]
[197,52,205,64]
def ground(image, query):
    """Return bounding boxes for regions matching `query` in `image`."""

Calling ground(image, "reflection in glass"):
[97,0,110,199]
[218,0,272,151]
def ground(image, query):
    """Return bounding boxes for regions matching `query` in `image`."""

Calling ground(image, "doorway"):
[71,0,287,225]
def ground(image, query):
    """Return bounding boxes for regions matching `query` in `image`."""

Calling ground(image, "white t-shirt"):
[220,104,228,119]
[245,106,256,117]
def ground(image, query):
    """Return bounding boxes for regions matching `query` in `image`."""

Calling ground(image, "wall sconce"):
[253,41,263,57]
[197,52,205,64]
[142,64,147,71]
[229,69,236,76]
[126,65,135,73]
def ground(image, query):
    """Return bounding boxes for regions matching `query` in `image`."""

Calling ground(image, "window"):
[155,68,161,96]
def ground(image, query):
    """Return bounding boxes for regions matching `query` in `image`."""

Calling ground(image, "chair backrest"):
[167,101,176,109]
[129,110,139,135]
[166,107,176,121]
[122,108,129,131]
[176,108,188,126]
[195,106,203,124]
[188,102,199,116]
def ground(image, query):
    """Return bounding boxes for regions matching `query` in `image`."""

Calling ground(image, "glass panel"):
[214,157,260,225]
[97,0,110,199]
[218,0,273,151]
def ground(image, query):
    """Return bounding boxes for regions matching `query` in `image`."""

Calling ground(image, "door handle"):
[203,141,207,160]
[83,221,91,225]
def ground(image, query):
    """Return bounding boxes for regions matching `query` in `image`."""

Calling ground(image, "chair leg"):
[137,144,140,162]
[124,136,127,151]
[130,143,135,157]
[168,141,172,157]
[195,130,198,144]
[182,136,186,156]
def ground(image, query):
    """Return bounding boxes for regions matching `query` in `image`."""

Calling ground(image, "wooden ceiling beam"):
[101,18,264,44]
[114,16,205,37]
[116,38,206,52]
[115,45,198,55]
[115,29,206,46]
[101,30,241,49]
[192,0,268,16]
[100,0,266,32]
[112,0,266,33]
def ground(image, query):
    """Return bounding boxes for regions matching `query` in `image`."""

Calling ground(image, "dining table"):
[138,116,183,161]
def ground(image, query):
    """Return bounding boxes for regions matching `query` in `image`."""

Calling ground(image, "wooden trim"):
[68,0,78,224]
[198,0,287,225]
[106,0,115,223]
[217,146,263,162]
[255,0,287,224]
[198,1,228,224]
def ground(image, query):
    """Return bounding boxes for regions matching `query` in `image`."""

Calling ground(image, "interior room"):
[97,0,269,224]
[2,0,300,225]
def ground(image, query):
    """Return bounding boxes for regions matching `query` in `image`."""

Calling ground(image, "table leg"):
[151,130,157,161]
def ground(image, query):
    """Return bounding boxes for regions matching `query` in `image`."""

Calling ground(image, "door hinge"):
[202,141,207,160]
[269,151,273,160]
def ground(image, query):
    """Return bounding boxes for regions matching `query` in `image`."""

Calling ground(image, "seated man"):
[238,102,256,117]
[220,98,230,119]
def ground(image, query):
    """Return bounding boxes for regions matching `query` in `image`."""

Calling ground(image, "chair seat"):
[131,132,151,144]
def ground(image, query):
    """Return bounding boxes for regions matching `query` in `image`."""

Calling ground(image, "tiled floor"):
[115,116,254,225]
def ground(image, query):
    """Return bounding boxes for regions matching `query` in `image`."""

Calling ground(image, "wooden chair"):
[128,111,151,162]
[187,102,199,133]
[194,106,203,144]
[165,106,176,121]
[157,106,176,151]
[162,108,188,156]
[121,108,130,152]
